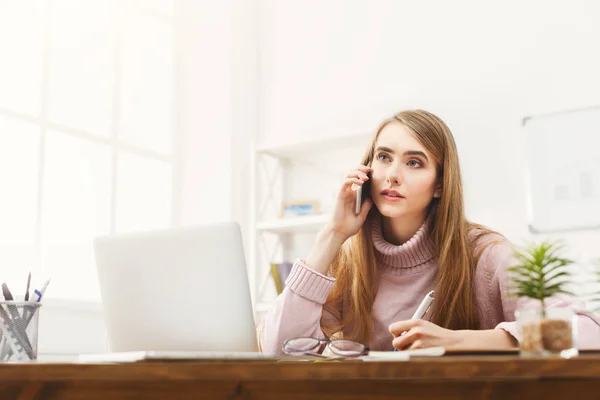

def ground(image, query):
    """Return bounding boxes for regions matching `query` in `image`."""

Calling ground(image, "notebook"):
[78,351,276,363]
[359,346,446,361]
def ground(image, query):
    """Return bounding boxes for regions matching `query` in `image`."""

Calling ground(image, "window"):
[0,0,178,301]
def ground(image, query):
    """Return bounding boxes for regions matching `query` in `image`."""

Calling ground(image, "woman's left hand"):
[389,319,462,350]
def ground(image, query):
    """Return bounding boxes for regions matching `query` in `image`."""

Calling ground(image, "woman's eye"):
[407,159,422,168]
[376,153,391,162]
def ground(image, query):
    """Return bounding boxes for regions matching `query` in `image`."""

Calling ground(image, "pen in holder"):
[0,301,42,362]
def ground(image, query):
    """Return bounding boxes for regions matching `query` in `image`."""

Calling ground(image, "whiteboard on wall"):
[523,106,600,233]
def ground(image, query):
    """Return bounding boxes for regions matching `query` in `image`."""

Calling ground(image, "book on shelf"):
[270,262,293,295]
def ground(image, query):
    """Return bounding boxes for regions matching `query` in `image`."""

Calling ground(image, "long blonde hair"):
[322,109,499,343]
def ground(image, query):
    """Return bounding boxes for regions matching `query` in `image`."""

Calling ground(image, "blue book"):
[278,262,293,287]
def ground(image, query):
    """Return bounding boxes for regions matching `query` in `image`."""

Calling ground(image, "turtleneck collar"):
[371,213,437,275]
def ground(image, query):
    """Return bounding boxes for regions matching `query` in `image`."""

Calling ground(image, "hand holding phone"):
[328,165,373,241]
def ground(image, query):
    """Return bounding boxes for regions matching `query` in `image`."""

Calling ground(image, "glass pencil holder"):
[0,301,42,362]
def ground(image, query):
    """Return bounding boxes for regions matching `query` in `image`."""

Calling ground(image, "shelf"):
[256,214,330,234]
[254,301,275,313]
[257,131,372,159]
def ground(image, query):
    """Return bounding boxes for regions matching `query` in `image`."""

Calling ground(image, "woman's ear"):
[433,181,442,198]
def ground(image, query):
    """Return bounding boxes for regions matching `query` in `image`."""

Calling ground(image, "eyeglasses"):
[282,337,369,358]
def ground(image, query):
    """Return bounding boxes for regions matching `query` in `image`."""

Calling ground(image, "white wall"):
[252,0,600,299]
[178,0,233,226]
[178,0,257,243]
[38,300,105,356]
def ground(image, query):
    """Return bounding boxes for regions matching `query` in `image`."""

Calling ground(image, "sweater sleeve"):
[258,259,342,355]
[484,239,600,348]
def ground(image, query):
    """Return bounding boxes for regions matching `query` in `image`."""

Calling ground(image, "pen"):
[36,279,50,301]
[409,290,435,322]
[2,283,25,326]
[24,272,31,302]
[25,279,50,326]
[394,291,435,351]
[355,185,362,215]
[21,272,32,321]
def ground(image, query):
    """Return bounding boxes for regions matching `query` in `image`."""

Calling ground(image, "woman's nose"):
[385,165,402,185]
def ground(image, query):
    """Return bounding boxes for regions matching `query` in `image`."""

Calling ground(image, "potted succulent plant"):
[508,240,576,356]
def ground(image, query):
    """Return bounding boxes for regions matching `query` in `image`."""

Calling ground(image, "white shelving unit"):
[256,214,331,234]
[249,131,372,319]
[257,131,373,159]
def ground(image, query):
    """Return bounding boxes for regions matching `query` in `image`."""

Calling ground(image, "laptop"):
[90,221,265,361]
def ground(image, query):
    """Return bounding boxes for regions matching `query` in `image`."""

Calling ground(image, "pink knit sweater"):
[260,216,600,354]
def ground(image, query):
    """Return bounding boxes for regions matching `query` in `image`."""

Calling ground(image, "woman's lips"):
[381,189,405,202]
[382,194,404,202]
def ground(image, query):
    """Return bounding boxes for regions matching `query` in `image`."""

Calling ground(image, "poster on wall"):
[523,106,600,233]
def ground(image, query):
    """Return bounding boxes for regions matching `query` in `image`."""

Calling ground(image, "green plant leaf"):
[545,271,571,285]
[508,240,573,304]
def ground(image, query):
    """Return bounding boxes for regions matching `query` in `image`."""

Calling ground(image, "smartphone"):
[355,186,362,215]
[355,171,372,215]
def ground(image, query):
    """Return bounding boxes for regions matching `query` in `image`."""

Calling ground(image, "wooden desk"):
[1,354,600,399]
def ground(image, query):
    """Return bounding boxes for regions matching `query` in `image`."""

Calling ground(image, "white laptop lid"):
[93,221,258,353]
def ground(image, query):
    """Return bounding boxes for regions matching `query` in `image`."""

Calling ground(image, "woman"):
[260,109,600,354]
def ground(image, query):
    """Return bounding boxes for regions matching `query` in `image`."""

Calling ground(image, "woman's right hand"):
[327,165,374,241]
[304,165,374,275]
